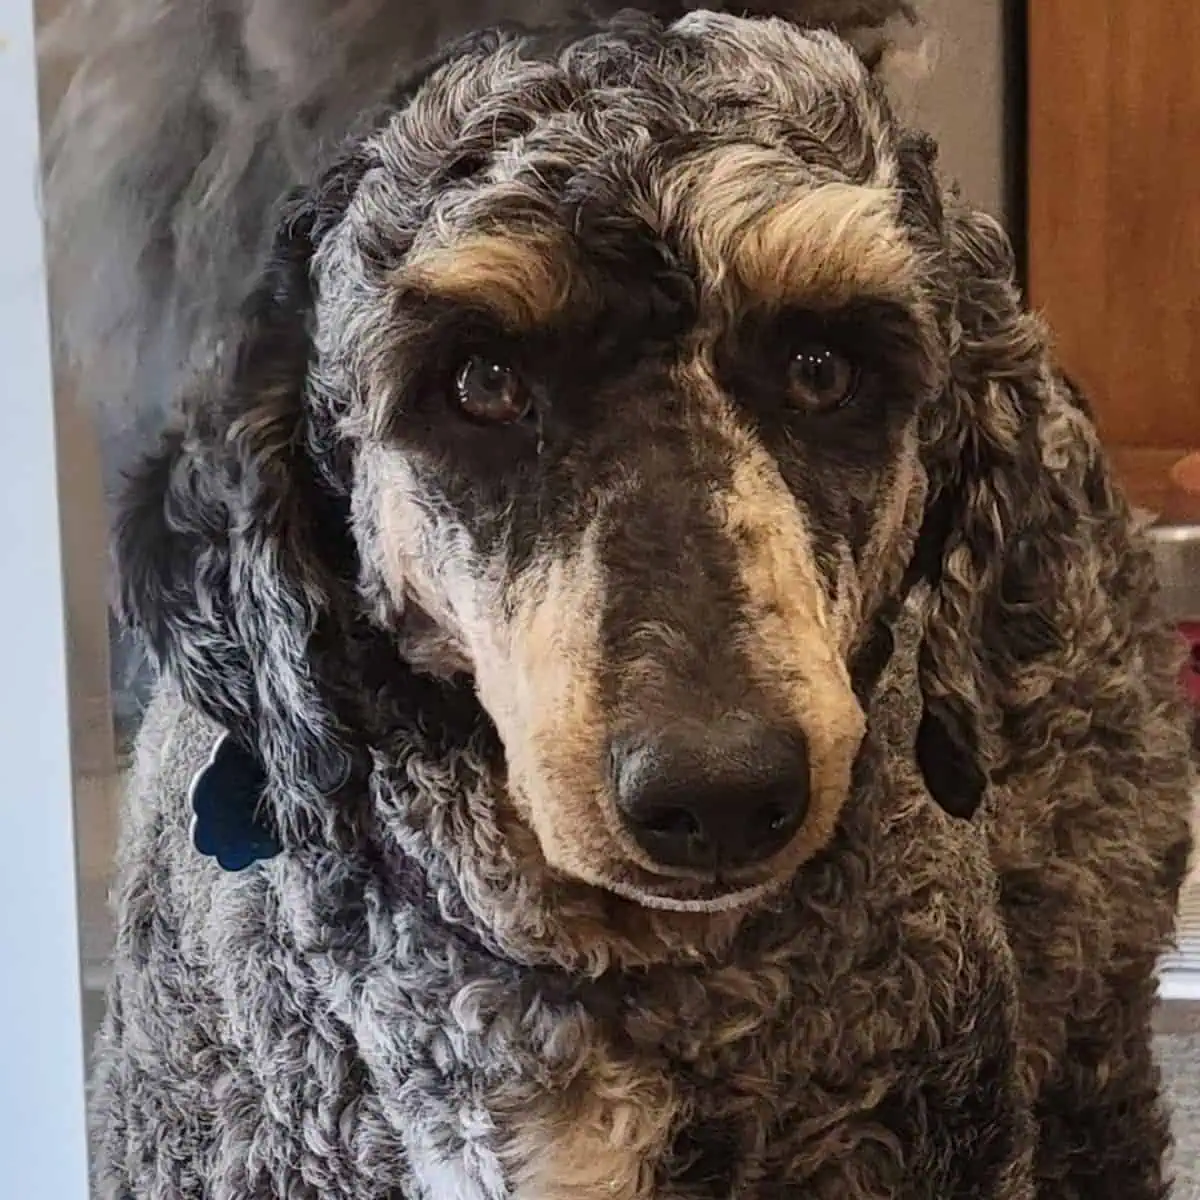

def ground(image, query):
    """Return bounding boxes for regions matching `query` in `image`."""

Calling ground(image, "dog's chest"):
[397,971,774,1200]
[403,1015,683,1200]
[267,872,783,1200]
[409,1065,742,1200]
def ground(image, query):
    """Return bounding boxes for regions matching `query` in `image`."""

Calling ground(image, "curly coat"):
[95,592,1030,1199]
[73,8,1192,1200]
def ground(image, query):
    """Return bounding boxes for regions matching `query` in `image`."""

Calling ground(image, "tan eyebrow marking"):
[395,231,579,329]
[654,145,919,308]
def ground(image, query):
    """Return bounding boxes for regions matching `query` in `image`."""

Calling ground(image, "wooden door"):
[1027,0,1200,514]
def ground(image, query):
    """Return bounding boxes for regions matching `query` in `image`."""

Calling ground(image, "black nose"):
[612,720,810,874]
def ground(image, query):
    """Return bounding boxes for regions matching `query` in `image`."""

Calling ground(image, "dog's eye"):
[786,344,859,413]
[454,356,532,424]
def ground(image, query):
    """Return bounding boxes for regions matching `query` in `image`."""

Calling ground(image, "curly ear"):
[910,199,1188,824]
[115,146,380,845]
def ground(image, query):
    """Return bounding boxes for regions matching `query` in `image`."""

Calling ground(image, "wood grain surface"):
[1027,0,1199,513]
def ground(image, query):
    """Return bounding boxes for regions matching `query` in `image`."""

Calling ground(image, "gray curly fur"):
[78,8,1194,1200]
[96,595,1032,1199]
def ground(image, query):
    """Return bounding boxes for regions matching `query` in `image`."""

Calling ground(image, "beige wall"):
[39,2,116,780]
[37,0,116,781]
[894,0,1008,218]
[57,387,114,778]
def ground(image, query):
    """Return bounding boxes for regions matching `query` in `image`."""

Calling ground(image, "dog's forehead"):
[314,14,912,321]
[361,15,894,235]
[310,15,924,383]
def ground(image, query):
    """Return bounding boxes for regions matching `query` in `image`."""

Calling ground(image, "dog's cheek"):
[358,451,487,673]
[361,450,635,882]
[393,606,476,678]
[853,438,928,628]
[800,437,927,655]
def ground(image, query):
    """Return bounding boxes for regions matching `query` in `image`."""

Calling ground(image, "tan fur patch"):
[469,532,622,883]
[652,144,917,309]
[395,231,577,329]
[501,1053,678,1200]
[681,362,867,866]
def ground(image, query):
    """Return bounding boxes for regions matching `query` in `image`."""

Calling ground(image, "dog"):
[47,5,1193,1199]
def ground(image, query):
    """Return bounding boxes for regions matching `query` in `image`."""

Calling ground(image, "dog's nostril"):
[612,722,810,875]
[639,805,703,842]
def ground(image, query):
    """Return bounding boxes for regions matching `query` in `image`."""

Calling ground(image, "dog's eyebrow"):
[392,231,578,330]
[658,147,919,309]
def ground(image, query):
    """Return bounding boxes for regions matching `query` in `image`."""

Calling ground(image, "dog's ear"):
[908,199,1177,822]
[885,484,987,821]
[115,146,379,844]
[113,38,523,844]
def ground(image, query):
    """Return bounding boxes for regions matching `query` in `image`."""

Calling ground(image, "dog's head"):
[116,12,1086,922]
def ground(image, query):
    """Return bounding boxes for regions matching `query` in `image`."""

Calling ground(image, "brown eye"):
[454,355,531,424]
[786,344,859,413]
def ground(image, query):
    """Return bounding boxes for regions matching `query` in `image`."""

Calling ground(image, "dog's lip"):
[579,817,793,912]
[618,878,779,914]
[577,864,787,914]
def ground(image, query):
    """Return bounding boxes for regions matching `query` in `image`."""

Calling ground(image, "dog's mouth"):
[561,818,807,914]
[591,869,789,914]
[508,713,862,917]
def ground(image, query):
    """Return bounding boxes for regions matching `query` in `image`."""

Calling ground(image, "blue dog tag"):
[188,731,281,872]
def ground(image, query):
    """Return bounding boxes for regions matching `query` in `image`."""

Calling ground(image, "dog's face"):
[300,14,945,912]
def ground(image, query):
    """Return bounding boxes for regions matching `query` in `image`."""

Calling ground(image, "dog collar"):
[188,731,281,872]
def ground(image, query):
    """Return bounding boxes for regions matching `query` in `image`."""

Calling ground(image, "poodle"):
[46,5,1193,1198]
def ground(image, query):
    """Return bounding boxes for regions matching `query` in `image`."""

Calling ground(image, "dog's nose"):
[612,721,810,873]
